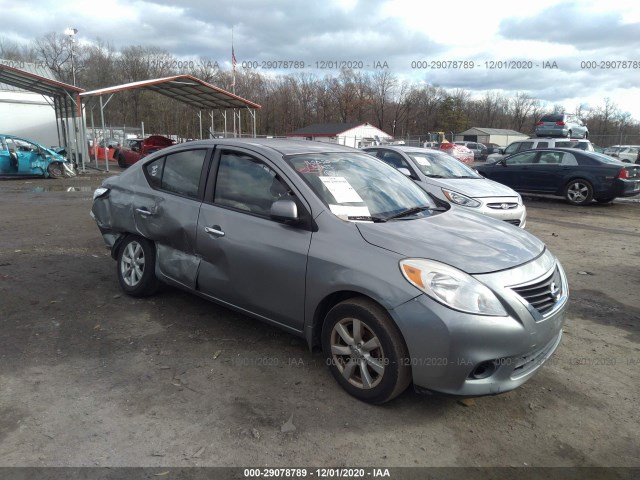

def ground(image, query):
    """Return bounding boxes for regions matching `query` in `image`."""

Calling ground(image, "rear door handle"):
[204,226,225,237]
[135,208,153,216]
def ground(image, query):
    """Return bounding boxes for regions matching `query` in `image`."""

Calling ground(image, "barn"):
[287,122,392,148]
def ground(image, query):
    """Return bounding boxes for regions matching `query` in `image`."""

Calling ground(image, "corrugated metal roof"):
[0,62,84,117]
[0,59,59,92]
[80,75,261,110]
[288,122,364,136]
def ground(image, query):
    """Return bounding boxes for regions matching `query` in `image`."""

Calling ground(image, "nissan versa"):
[91,139,568,404]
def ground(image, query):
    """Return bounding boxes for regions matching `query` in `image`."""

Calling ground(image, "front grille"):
[504,219,521,226]
[512,267,562,316]
[487,202,518,210]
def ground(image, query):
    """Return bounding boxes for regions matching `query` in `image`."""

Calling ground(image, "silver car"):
[535,113,589,139]
[363,146,526,228]
[91,139,567,403]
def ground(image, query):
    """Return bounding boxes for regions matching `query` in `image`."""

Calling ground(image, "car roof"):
[176,138,359,156]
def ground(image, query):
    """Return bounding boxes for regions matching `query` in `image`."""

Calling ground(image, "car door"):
[195,146,312,332]
[133,147,211,288]
[487,150,538,190]
[527,151,568,192]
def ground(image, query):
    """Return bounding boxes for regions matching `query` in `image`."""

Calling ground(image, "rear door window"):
[517,142,534,152]
[144,149,208,198]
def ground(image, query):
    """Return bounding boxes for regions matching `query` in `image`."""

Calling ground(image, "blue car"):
[0,134,75,178]
[476,148,640,205]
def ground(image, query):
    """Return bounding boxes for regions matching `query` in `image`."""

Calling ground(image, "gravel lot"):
[0,172,638,469]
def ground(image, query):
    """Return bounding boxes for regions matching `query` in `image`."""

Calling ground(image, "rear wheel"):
[116,236,159,297]
[47,162,64,179]
[321,297,411,404]
[117,154,127,168]
[567,129,573,138]
[564,179,594,205]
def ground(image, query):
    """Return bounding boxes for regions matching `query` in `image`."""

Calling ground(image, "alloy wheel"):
[330,317,385,389]
[120,241,145,287]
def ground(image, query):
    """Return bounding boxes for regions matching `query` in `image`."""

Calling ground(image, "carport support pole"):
[91,107,98,168]
[210,111,214,139]
[100,96,108,172]
[198,110,203,140]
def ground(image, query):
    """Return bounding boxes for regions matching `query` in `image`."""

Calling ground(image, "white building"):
[454,127,529,147]
[287,122,392,148]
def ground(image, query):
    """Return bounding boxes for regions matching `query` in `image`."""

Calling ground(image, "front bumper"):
[477,197,527,228]
[390,251,567,396]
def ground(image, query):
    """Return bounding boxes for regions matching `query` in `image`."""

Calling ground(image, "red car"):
[114,136,175,167]
[439,142,474,165]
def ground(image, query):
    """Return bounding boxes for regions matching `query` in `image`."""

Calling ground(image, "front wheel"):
[116,236,159,297]
[117,154,127,168]
[47,162,64,179]
[321,297,411,404]
[564,179,594,205]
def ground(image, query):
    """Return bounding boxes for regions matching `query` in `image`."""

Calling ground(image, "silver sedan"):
[92,139,566,403]
[363,146,527,228]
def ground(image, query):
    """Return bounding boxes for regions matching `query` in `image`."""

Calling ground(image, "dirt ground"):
[0,171,638,469]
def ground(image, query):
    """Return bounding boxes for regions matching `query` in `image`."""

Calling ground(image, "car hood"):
[355,208,544,274]
[420,178,518,198]
[142,135,175,148]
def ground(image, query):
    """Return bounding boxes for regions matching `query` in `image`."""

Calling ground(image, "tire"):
[564,179,594,205]
[117,154,127,168]
[47,162,64,179]
[116,235,160,297]
[595,196,615,204]
[321,297,411,404]
[584,132,589,139]
[567,130,573,139]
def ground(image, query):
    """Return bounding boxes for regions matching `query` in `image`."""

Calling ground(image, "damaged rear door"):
[135,148,211,288]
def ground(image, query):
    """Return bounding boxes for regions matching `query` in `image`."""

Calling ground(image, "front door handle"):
[135,207,154,216]
[204,226,225,237]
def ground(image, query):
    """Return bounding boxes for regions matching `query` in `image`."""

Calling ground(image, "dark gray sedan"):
[91,139,568,403]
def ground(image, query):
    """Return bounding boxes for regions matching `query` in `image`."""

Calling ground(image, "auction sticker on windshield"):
[414,156,431,166]
[319,176,363,203]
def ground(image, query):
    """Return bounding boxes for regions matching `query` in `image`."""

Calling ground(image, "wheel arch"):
[306,290,395,350]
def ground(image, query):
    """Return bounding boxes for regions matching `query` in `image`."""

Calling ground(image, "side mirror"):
[270,199,298,222]
[397,167,412,177]
[498,148,504,155]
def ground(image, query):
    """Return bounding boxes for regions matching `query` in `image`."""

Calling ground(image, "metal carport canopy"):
[79,75,261,110]
[0,63,84,117]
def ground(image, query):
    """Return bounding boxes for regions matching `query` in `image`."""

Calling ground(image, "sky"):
[2,0,640,119]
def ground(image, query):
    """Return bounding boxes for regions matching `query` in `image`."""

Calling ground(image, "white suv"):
[487,138,594,162]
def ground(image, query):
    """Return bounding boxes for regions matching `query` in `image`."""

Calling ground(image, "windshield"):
[286,152,438,221]
[404,150,482,178]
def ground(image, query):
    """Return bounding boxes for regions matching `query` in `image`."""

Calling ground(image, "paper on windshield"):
[329,204,372,221]
[413,156,431,166]
[319,176,363,203]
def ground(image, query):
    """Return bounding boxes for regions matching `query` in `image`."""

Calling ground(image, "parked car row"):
[92,138,568,403]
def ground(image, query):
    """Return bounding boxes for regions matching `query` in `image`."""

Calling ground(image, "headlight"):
[442,189,481,208]
[400,259,507,316]
[93,187,109,201]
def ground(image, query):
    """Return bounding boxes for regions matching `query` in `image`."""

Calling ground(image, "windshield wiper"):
[425,174,446,178]
[383,205,444,221]
[347,215,387,223]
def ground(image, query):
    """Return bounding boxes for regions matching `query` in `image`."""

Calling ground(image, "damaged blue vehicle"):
[0,134,76,178]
